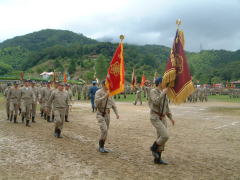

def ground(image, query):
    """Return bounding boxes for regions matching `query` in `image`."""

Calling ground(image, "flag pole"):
[161,20,181,117]
[103,35,124,116]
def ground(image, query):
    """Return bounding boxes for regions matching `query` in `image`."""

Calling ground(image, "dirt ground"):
[0,101,240,180]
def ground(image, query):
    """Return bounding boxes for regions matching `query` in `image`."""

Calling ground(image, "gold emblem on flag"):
[110,61,120,76]
[176,55,183,74]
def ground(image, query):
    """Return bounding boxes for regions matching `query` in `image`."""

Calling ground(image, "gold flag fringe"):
[162,69,176,88]
[167,80,195,105]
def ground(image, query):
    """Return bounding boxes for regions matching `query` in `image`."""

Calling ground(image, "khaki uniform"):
[31,86,39,117]
[95,88,118,140]
[134,87,142,105]
[48,90,69,131]
[42,87,52,116]
[145,86,151,100]
[20,87,35,122]
[148,88,172,151]
[4,87,10,119]
[7,87,21,117]
[38,85,45,114]
[82,85,88,100]
[65,89,73,116]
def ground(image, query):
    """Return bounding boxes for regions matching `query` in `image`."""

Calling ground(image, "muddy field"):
[0,101,240,180]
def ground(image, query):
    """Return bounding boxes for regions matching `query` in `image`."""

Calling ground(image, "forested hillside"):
[0,29,239,83]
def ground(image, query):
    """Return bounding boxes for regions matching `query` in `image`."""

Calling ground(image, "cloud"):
[0,0,240,51]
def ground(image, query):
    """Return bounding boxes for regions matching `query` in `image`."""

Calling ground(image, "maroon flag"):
[162,29,195,104]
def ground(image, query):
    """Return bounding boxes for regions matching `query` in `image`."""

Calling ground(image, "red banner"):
[106,42,125,96]
[63,72,67,83]
[162,29,195,104]
[140,74,146,87]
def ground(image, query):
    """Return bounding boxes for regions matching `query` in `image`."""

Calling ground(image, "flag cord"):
[161,94,166,117]
[103,97,109,116]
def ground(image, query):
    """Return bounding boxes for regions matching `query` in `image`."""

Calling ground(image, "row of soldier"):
[3,80,73,138]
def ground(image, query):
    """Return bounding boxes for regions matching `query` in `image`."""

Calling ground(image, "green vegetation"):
[0,29,239,83]
[114,94,147,102]
[208,95,240,103]
[95,55,108,81]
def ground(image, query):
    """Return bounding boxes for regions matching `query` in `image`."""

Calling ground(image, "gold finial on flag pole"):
[120,35,124,42]
[176,19,181,28]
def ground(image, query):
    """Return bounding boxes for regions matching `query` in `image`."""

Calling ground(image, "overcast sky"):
[0,0,239,52]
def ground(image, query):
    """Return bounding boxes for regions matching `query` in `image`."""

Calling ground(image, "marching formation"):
[4,80,73,138]
[2,77,177,165]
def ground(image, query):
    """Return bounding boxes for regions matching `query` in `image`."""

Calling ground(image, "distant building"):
[40,72,54,79]
[212,83,223,88]
[230,80,240,88]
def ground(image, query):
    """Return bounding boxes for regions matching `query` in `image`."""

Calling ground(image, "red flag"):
[140,74,146,87]
[162,29,195,104]
[63,72,67,83]
[131,69,137,89]
[106,42,125,96]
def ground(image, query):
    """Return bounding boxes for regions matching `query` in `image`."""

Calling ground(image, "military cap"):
[13,81,19,85]
[58,82,64,86]
[101,80,106,85]
[155,77,162,86]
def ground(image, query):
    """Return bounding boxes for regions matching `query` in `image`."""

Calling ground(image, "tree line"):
[0,29,239,84]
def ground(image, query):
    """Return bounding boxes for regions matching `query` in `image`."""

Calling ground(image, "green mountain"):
[0,29,239,84]
[0,29,97,51]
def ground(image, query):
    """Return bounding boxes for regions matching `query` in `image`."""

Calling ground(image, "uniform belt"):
[152,111,165,120]
[56,107,66,109]
[98,108,110,116]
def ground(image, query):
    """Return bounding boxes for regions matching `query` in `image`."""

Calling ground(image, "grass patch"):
[0,94,6,111]
[114,94,148,103]
[208,95,240,103]
[208,106,240,116]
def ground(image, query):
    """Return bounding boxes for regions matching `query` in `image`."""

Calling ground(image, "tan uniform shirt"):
[20,87,35,105]
[4,87,10,98]
[148,88,172,119]
[47,90,69,108]
[7,87,20,104]
[32,87,39,104]
[95,88,118,116]
[66,89,73,101]
[42,87,52,102]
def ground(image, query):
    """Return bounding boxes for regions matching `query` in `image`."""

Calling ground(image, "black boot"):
[54,128,58,137]
[26,120,31,127]
[40,110,43,117]
[22,116,25,123]
[32,116,36,123]
[19,108,21,115]
[150,141,160,159]
[99,140,109,153]
[55,129,63,138]
[154,152,168,165]
[65,115,69,122]
[10,114,13,122]
[52,115,55,122]
[7,114,9,120]
[44,113,47,120]
[47,116,51,122]
[13,115,18,123]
